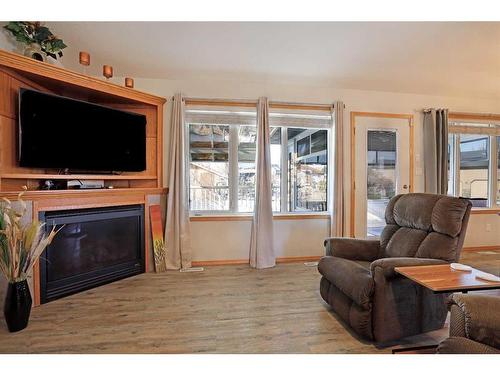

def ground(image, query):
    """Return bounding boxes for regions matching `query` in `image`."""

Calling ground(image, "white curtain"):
[331,101,345,237]
[165,93,192,270]
[249,97,275,269]
[423,109,449,194]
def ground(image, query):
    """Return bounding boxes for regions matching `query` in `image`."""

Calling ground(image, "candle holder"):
[79,51,90,66]
[103,65,113,80]
[125,77,134,88]
[79,51,90,75]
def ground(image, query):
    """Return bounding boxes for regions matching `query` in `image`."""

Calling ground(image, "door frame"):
[350,111,415,237]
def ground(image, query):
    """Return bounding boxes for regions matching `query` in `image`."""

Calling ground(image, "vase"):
[3,279,32,332]
[46,55,64,67]
[22,44,46,63]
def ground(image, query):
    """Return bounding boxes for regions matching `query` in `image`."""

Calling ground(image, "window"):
[269,109,332,213]
[286,128,328,211]
[366,130,397,236]
[189,124,230,211]
[459,134,489,202]
[186,103,332,214]
[447,121,500,208]
[186,106,257,213]
[237,125,256,212]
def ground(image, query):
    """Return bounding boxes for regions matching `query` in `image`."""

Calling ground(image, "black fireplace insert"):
[39,204,145,304]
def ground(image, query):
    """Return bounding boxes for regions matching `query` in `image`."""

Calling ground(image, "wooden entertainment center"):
[0,49,167,306]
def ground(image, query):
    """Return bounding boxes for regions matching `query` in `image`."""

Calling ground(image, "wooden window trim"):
[183,97,334,112]
[269,102,333,112]
[184,98,257,107]
[470,208,500,215]
[190,213,329,222]
[449,112,500,123]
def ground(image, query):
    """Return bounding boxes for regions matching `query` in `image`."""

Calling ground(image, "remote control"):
[450,263,472,272]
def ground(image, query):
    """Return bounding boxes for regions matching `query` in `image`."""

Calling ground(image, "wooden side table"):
[394,264,500,293]
[391,264,500,353]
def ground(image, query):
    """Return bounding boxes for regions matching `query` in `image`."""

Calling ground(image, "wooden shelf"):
[0,187,168,201]
[1,173,158,180]
[0,49,166,106]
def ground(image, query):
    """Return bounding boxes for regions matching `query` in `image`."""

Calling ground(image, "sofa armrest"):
[370,257,447,279]
[324,237,380,261]
[448,294,500,349]
[437,337,500,354]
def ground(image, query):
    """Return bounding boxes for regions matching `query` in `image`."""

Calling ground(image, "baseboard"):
[276,256,322,263]
[191,259,248,267]
[191,247,499,266]
[191,255,322,267]
[462,245,500,252]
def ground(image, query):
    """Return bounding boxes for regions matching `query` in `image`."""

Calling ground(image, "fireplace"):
[39,205,145,304]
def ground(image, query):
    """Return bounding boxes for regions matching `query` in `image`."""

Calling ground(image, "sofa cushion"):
[381,194,471,261]
[380,224,399,252]
[415,232,459,262]
[392,193,440,231]
[431,196,470,237]
[384,227,428,258]
[318,256,374,310]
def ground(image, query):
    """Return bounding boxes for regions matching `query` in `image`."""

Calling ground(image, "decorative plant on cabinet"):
[3,21,67,62]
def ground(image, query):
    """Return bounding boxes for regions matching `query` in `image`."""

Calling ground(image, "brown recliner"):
[318,193,472,342]
[437,294,500,354]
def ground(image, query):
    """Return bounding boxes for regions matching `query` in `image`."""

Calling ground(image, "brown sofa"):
[318,193,472,342]
[437,294,500,354]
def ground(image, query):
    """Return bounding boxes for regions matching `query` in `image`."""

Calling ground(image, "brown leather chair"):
[318,193,472,342]
[437,294,500,354]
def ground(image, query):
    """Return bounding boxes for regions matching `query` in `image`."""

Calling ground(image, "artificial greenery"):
[3,22,67,59]
[0,187,60,283]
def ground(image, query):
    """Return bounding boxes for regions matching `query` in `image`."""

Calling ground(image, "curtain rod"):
[269,100,334,110]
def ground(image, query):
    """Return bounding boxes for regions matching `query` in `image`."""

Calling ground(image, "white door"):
[353,116,411,238]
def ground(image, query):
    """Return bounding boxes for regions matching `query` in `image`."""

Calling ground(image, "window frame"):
[448,119,500,209]
[187,122,252,216]
[185,101,334,217]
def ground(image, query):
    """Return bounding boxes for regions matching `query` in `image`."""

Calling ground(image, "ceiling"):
[48,22,500,99]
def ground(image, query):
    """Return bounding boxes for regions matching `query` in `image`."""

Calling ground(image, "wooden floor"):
[0,250,498,353]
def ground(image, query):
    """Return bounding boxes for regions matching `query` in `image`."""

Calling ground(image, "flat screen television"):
[18,89,147,172]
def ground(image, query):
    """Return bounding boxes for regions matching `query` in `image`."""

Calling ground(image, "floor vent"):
[180,267,205,273]
[304,261,319,267]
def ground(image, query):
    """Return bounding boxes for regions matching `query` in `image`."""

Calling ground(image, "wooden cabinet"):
[0,50,167,305]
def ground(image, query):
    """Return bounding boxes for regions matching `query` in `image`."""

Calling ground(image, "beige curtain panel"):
[165,93,193,270]
[249,97,275,269]
[423,108,449,195]
[331,101,345,237]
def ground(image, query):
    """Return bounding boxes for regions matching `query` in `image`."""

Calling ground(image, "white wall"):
[130,77,499,261]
